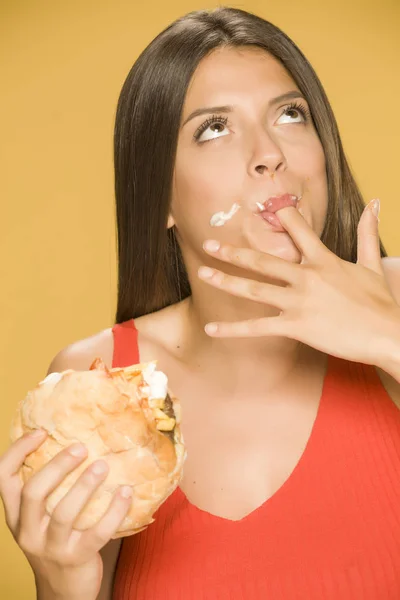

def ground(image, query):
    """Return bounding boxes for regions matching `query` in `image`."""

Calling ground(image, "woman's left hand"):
[198,199,400,367]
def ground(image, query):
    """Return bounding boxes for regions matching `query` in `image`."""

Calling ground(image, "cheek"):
[172,149,243,222]
[171,160,245,256]
[303,146,328,235]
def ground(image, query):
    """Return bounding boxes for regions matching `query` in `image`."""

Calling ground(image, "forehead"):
[183,46,297,110]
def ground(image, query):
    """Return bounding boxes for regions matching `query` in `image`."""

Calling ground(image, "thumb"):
[356,198,383,274]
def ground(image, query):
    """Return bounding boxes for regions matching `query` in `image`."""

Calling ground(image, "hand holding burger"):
[9,358,186,538]
[0,358,185,600]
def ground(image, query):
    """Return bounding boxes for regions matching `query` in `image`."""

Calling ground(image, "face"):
[170,46,328,280]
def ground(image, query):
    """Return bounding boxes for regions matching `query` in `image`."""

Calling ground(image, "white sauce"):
[210,202,241,227]
[142,362,168,399]
[39,372,63,386]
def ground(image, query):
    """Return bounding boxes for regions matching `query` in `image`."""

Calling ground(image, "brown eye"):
[277,102,310,125]
[193,115,230,143]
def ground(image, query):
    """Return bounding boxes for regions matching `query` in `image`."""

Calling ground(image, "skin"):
[2,44,400,599]
[168,45,329,392]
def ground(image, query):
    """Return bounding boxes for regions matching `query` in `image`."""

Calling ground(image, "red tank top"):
[112,319,400,599]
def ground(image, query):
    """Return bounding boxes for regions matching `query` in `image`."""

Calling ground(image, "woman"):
[1,6,400,600]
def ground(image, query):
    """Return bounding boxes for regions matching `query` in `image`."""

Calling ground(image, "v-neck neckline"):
[172,353,332,525]
[128,317,332,525]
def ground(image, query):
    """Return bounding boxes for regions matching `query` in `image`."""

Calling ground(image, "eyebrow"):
[181,90,307,128]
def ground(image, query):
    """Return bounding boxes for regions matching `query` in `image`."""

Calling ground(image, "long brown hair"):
[114,6,387,324]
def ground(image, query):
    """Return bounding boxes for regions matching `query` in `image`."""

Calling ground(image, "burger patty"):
[162,393,175,419]
[160,393,176,443]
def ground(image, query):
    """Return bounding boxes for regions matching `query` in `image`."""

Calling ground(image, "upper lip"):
[255,192,302,213]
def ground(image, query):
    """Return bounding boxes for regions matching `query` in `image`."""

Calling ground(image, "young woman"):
[1,6,400,600]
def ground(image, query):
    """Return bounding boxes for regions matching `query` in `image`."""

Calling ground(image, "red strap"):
[111,320,140,368]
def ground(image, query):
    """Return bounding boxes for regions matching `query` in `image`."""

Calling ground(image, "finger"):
[276,206,330,262]
[0,430,47,484]
[198,268,295,310]
[203,242,298,285]
[357,200,383,275]
[46,459,110,549]
[0,430,47,533]
[205,315,287,338]
[81,486,133,553]
[19,443,88,539]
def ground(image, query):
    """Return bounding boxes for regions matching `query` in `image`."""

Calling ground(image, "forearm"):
[35,577,97,600]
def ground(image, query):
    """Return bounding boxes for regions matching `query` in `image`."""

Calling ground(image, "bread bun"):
[9,358,186,538]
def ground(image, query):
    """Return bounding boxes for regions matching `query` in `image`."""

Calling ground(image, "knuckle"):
[253,254,267,271]
[87,529,108,550]
[214,271,226,285]
[50,510,71,527]
[248,281,263,300]
[21,483,42,503]
[301,264,319,289]
[44,544,71,565]
[17,532,40,555]
[222,245,234,260]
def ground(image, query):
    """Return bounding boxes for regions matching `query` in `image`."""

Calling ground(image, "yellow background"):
[1,0,399,596]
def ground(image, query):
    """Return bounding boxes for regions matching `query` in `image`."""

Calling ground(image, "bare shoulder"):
[46,297,188,377]
[131,300,189,363]
[47,327,114,374]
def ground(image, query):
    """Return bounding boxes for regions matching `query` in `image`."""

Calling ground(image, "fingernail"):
[120,485,132,498]
[198,266,214,279]
[203,240,220,252]
[91,460,108,474]
[205,323,218,334]
[68,443,87,457]
[369,198,380,220]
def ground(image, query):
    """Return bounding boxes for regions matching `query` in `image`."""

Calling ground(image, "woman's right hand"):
[0,429,133,600]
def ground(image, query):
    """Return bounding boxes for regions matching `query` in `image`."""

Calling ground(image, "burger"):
[9,358,186,538]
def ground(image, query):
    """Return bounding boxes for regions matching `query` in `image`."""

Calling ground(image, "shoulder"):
[47,327,115,374]
[44,306,177,376]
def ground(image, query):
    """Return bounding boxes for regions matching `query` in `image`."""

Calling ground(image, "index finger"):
[203,242,298,285]
[275,206,330,261]
[0,430,47,533]
[0,430,47,483]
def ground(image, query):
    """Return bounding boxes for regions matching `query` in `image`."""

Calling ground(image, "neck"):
[178,286,306,396]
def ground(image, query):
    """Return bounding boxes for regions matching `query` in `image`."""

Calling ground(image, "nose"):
[248,132,286,178]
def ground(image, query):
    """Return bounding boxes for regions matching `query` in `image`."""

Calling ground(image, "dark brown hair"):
[114,6,387,324]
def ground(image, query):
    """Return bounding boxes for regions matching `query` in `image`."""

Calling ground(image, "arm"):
[97,539,123,600]
[36,328,120,600]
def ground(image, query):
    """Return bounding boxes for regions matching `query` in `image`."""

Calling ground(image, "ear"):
[167,214,175,229]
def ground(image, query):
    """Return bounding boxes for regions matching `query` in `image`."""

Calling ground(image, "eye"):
[276,101,310,125]
[193,115,230,144]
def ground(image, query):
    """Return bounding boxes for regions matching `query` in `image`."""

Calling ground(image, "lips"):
[255,193,302,232]
[263,194,300,213]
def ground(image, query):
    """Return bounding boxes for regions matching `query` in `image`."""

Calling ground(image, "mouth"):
[254,193,303,232]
